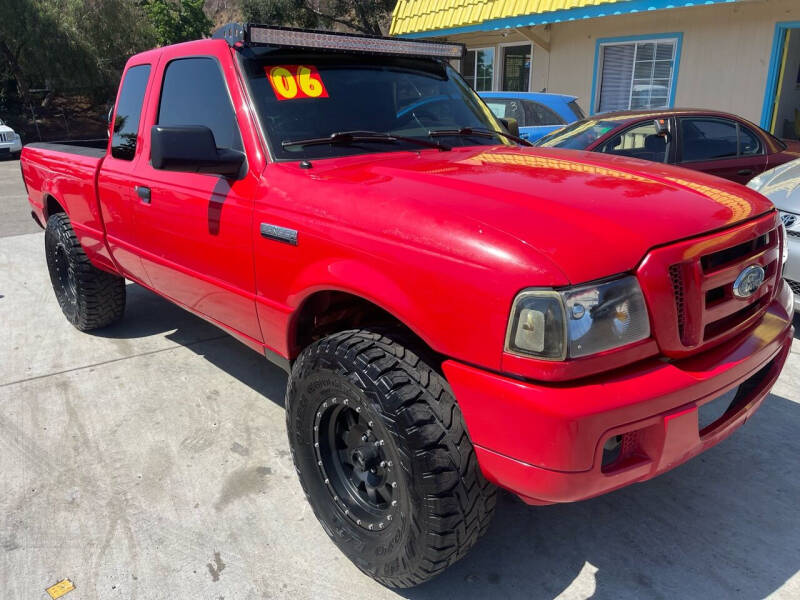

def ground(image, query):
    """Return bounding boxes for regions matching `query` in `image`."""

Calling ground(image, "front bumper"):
[0,138,22,155]
[443,282,794,505]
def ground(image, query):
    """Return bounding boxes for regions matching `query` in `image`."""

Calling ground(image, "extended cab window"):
[158,58,243,151]
[111,64,151,160]
[238,48,509,160]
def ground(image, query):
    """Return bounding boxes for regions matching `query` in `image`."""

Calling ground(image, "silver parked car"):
[748,159,800,311]
[0,118,22,159]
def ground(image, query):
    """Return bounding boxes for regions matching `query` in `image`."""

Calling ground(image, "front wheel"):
[45,212,126,330]
[286,329,496,587]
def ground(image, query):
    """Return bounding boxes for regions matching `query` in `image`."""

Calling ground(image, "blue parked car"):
[479,92,585,142]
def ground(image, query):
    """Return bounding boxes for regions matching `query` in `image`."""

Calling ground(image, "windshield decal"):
[266,65,329,101]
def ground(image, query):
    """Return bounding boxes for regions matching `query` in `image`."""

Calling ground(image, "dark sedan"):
[534,108,800,184]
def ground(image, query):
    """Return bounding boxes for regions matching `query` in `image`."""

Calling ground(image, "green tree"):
[143,0,214,46]
[242,0,394,36]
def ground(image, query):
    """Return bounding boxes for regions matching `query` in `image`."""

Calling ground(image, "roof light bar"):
[213,23,465,59]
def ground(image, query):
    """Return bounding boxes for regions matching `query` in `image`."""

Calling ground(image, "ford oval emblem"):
[732,265,765,298]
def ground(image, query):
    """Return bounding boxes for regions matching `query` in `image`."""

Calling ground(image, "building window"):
[501,44,531,91]
[594,35,681,113]
[462,48,494,91]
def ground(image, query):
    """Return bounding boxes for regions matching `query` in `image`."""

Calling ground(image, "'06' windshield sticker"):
[266,65,329,101]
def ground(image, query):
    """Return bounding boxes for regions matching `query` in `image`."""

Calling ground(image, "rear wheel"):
[286,329,496,587]
[45,213,126,330]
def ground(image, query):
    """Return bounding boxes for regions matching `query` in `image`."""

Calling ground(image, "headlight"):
[506,276,651,360]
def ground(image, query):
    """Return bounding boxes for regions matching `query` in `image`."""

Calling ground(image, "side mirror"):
[654,118,671,139]
[150,125,244,178]
[499,117,520,138]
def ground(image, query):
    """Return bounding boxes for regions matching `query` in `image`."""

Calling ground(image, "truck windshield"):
[535,119,619,149]
[238,48,511,160]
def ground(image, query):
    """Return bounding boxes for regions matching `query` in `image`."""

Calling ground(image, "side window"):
[485,99,525,126]
[739,125,763,156]
[598,122,668,162]
[522,100,564,126]
[158,58,243,151]
[679,118,738,162]
[111,64,151,160]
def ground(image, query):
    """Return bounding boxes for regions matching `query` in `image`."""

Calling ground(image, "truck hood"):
[301,146,775,284]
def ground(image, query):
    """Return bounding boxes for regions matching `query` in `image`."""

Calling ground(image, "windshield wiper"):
[282,130,450,151]
[427,127,532,147]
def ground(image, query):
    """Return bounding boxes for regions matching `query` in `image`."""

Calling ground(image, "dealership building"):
[390,0,800,139]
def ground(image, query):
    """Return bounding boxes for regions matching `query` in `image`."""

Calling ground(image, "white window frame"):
[497,42,533,92]
[594,36,679,114]
[463,46,496,92]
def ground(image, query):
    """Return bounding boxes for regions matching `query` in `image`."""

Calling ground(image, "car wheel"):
[286,329,496,587]
[45,212,126,330]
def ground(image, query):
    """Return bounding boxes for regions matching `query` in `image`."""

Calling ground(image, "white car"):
[0,118,22,159]
[748,159,800,311]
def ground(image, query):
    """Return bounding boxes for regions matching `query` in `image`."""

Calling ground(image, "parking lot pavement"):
[1,171,799,599]
[0,158,41,238]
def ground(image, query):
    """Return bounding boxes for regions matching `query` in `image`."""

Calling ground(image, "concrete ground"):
[1,156,799,599]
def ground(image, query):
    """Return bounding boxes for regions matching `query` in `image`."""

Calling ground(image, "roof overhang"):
[391,0,743,38]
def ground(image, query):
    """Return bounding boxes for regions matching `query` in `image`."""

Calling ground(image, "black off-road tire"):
[286,329,497,587]
[45,213,126,331]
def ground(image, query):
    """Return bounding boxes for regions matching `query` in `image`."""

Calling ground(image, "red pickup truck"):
[21,24,795,587]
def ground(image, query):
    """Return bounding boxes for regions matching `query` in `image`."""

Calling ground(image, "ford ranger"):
[20,24,795,588]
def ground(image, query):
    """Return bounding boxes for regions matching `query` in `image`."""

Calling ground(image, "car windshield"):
[535,119,619,149]
[238,48,511,160]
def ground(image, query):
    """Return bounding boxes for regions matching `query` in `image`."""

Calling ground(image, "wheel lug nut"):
[361,435,368,442]
[314,442,319,447]
[391,500,397,506]
[380,461,386,468]
[317,461,323,466]
[387,515,393,521]
[368,524,373,530]
[368,421,374,427]
[391,482,397,488]
[356,519,361,525]
[356,407,361,413]
[324,478,329,484]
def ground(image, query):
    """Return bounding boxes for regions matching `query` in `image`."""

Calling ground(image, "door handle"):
[135,185,151,204]
[737,169,753,176]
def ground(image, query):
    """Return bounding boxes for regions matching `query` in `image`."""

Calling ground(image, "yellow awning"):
[390,0,740,37]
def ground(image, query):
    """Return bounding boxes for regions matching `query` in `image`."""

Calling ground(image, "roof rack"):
[212,23,465,59]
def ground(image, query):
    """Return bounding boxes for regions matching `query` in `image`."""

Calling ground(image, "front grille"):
[788,229,800,239]
[669,264,686,341]
[788,279,800,295]
[700,233,769,272]
[0,133,7,142]
[638,213,782,357]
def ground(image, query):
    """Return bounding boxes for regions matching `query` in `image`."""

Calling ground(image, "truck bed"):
[20,139,117,272]
[25,139,107,159]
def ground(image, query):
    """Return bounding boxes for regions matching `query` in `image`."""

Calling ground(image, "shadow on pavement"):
[92,283,288,406]
[89,283,798,599]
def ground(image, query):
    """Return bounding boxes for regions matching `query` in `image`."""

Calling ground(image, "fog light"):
[601,435,622,467]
